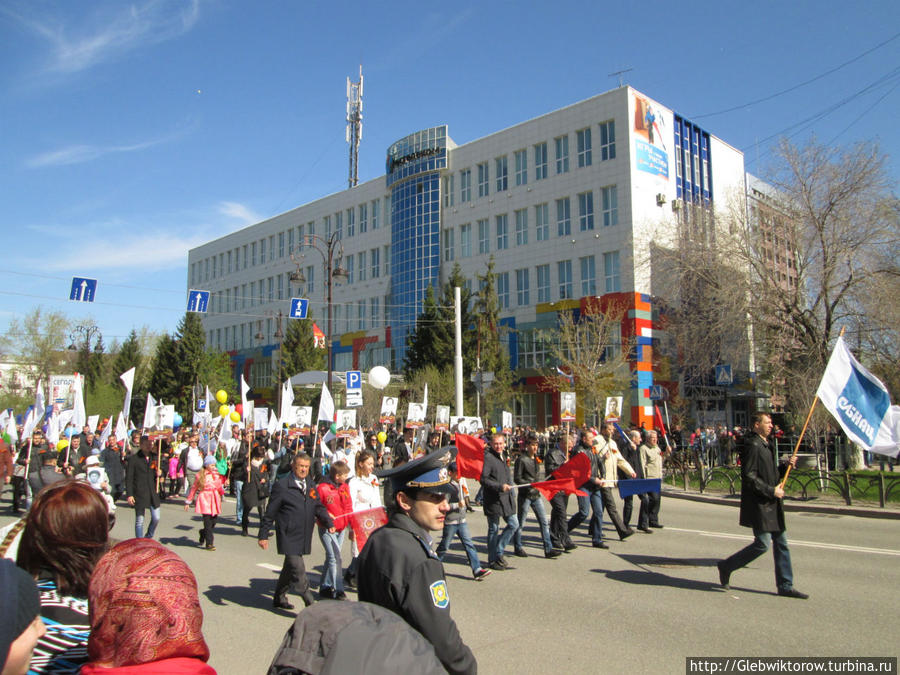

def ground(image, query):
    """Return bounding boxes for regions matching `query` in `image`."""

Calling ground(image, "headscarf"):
[0,558,40,667]
[87,539,210,668]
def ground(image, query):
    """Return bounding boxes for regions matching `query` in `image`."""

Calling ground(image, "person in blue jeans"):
[513,434,561,558]
[435,463,491,581]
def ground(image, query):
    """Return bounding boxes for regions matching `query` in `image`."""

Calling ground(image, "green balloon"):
[330,423,337,434]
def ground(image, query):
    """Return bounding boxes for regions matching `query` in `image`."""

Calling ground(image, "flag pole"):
[779,326,846,490]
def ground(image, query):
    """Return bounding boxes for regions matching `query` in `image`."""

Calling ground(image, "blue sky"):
[1,0,898,350]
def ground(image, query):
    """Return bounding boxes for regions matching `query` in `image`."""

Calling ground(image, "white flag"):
[72,374,86,429]
[204,386,212,420]
[267,410,279,436]
[240,375,250,424]
[87,415,99,434]
[142,393,157,430]
[114,413,127,443]
[816,336,900,457]
[98,415,112,447]
[280,380,295,425]
[5,412,17,445]
[120,367,135,424]
[46,409,60,446]
[23,380,46,439]
[317,382,335,423]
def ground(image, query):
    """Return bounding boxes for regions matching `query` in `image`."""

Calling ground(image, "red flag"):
[653,404,671,449]
[549,451,590,487]
[348,506,388,551]
[312,322,326,349]
[454,433,485,480]
[531,477,587,501]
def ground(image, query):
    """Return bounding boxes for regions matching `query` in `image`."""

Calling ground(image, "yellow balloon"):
[218,405,230,418]
[215,389,228,404]
[376,431,387,444]
[229,411,241,423]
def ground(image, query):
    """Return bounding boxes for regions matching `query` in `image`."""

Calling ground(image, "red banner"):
[348,507,388,551]
[454,433,485,480]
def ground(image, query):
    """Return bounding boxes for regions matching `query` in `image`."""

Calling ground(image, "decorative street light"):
[289,233,349,394]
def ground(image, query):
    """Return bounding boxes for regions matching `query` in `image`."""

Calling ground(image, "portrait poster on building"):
[560,392,576,422]
[336,409,357,439]
[406,402,426,429]
[633,93,669,179]
[501,411,513,434]
[435,405,450,432]
[605,396,623,422]
[380,396,398,425]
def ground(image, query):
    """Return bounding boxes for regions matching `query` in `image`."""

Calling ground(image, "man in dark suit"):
[480,432,519,570]
[259,452,334,611]
[125,437,162,539]
[717,412,808,599]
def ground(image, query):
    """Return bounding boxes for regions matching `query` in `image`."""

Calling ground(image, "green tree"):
[173,313,206,412]
[147,333,179,411]
[0,306,69,393]
[112,329,143,381]
[474,257,513,417]
[276,313,326,389]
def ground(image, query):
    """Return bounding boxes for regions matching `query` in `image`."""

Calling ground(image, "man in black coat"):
[545,432,576,552]
[621,429,651,532]
[717,412,808,599]
[100,435,126,501]
[125,437,162,539]
[480,432,519,570]
[259,452,334,611]
[358,449,477,675]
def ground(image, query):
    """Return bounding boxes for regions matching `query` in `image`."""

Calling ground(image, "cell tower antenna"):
[608,67,633,88]
[346,65,363,189]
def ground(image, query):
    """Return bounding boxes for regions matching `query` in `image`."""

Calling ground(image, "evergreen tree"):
[174,313,206,412]
[275,312,326,389]
[147,333,179,407]
[112,329,143,381]
[474,257,513,416]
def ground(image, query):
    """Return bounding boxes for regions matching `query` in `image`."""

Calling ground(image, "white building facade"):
[188,86,751,429]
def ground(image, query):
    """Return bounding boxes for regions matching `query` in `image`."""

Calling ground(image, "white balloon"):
[368,366,391,390]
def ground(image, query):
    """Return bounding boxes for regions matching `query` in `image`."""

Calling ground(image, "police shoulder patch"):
[429,580,449,609]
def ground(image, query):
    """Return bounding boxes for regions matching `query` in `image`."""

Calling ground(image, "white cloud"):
[218,202,262,226]
[25,232,208,272]
[4,0,200,75]
[25,137,168,168]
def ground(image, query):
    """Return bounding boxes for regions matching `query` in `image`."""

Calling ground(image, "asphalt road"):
[3,489,899,674]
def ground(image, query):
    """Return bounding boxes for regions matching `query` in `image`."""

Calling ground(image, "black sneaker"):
[564,543,578,552]
[488,561,505,571]
[545,549,562,559]
[778,588,809,599]
[319,586,335,599]
[335,591,348,600]
[513,548,528,558]
[473,568,492,581]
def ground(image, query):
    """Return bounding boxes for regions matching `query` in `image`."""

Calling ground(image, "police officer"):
[357,449,477,675]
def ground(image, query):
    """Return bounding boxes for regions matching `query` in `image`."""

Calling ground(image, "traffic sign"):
[715,364,733,386]
[346,370,362,391]
[289,298,309,319]
[187,289,210,313]
[649,385,668,401]
[69,277,97,302]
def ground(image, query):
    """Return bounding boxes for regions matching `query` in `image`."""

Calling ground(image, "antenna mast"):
[608,67,633,88]
[346,65,363,188]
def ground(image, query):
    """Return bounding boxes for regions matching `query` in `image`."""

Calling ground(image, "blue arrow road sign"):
[289,297,309,319]
[346,370,362,390]
[69,277,97,302]
[187,289,210,313]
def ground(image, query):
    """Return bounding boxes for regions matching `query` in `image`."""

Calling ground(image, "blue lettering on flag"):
[837,364,890,444]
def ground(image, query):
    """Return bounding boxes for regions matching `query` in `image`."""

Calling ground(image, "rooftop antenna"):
[608,67,633,88]
[346,65,363,189]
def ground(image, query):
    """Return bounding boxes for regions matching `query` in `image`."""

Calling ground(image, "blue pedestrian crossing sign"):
[715,364,733,386]
[289,297,309,319]
[187,289,210,313]
[649,385,668,401]
[69,277,97,303]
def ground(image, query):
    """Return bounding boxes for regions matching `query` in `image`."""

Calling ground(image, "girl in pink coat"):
[185,456,225,551]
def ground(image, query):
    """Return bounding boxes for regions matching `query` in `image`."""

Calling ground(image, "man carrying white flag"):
[816,336,900,458]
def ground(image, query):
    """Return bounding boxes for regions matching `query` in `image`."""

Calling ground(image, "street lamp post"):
[289,233,349,396]
[68,323,101,387]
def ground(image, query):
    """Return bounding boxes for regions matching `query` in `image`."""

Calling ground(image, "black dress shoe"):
[301,591,316,607]
[343,572,357,589]
[488,560,506,571]
[513,548,528,558]
[649,523,664,528]
[778,588,809,599]
[319,586,335,599]
[620,529,635,540]
[545,549,562,559]
[717,560,731,589]
[637,526,653,533]
[335,591,348,600]
[564,543,578,551]
[592,542,609,549]
[273,599,295,610]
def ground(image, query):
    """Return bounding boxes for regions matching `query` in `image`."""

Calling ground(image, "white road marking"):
[257,563,281,571]
[667,526,900,556]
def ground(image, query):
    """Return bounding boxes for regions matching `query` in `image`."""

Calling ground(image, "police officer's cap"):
[377,448,453,495]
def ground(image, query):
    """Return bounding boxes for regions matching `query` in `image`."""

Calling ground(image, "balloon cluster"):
[215,389,241,423]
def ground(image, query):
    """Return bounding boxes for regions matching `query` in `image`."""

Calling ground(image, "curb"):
[662,488,900,521]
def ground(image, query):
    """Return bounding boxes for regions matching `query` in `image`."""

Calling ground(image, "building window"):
[537,264,550,303]
[495,214,508,250]
[278,232,285,258]
[535,203,549,241]
[210,256,216,279]
[241,283,247,309]
[226,250,232,274]
[601,186,618,227]
[514,149,527,186]
[308,220,315,236]
[443,174,454,207]
[495,156,508,192]
[460,169,472,203]
[460,223,472,258]
[269,236,275,261]
[347,208,355,237]
[371,200,379,229]
[334,212,343,240]
[554,135,569,174]
[370,297,380,327]
[250,242,256,266]
[478,219,489,254]
[276,275,283,300]
[443,228,455,262]
[578,191,594,231]
[599,120,616,161]
[370,248,380,278]
[345,255,354,284]
[557,260,572,299]
[357,252,366,281]
[580,255,596,296]
[306,266,314,294]
[497,272,510,309]
[324,215,331,238]
[516,268,530,306]
[556,197,571,237]
[576,127,592,167]
[514,209,528,246]
[249,281,256,307]
[604,251,621,292]
[383,245,390,276]
[267,277,274,301]
[358,300,366,330]
[477,162,489,198]
[359,203,367,233]
[534,142,548,180]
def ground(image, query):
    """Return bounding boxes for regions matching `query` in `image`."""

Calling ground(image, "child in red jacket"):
[316,460,352,599]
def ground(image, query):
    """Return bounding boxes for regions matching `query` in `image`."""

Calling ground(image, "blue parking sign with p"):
[346,370,361,390]
[290,298,309,319]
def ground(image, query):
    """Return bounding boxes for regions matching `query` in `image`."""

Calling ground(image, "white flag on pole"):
[72,374,86,429]
[98,415,112,447]
[816,336,900,457]
[22,380,45,440]
[46,409,60,446]
[280,380,295,425]
[317,382,335,424]
[120,367,135,424]
[240,375,250,424]
[87,415,99,434]
[142,393,157,431]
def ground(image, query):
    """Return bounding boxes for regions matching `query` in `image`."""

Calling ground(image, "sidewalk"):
[662,486,900,520]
